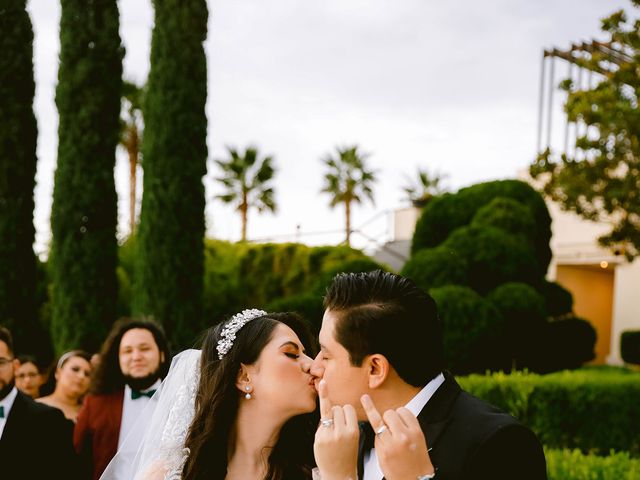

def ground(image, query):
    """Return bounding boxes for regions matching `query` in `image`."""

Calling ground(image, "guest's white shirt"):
[118,379,161,448]
[363,373,445,480]
[0,386,18,439]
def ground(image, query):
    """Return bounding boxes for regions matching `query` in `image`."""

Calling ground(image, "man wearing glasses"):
[0,325,78,480]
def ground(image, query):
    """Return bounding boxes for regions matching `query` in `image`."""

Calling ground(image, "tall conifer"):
[135,0,208,348]
[51,0,123,352]
[0,2,43,354]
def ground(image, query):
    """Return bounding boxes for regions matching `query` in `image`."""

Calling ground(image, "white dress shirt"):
[363,372,445,480]
[118,379,161,448]
[0,386,18,439]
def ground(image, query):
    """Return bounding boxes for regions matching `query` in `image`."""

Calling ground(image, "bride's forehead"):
[266,324,300,346]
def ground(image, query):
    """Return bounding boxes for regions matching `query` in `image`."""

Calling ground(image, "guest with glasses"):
[0,325,79,480]
[15,355,44,398]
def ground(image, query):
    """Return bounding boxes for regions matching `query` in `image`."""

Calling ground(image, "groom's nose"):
[310,352,325,379]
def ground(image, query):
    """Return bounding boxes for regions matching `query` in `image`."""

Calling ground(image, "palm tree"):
[402,167,447,207]
[119,80,145,235]
[214,146,277,241]
[321,145,376,246]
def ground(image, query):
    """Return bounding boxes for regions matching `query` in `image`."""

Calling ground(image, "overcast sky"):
[27,0,628,255]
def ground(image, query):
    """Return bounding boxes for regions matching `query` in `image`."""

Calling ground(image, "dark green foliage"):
[546,448,640,480]
[442,225,541,294]
[400,247,468,292]
[459,368,640,456]
[411,180,552,273]
[266,293,324,334]
[50,0,123,353]
[135,0,208,349]
[429,285,508,374]
[487,282,547,369]
[540,280,574,317]
[621,330,640,365]
[530,317,596,373]
[0,3,49,355]
[471,197,537,240]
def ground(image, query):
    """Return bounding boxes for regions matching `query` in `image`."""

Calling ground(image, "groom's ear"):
[366,354,389,389]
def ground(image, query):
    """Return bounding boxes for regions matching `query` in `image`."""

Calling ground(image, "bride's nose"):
[300,354,313,372]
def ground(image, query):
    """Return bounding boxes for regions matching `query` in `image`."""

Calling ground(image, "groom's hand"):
[313,379,359,480]
[361,394,435,480]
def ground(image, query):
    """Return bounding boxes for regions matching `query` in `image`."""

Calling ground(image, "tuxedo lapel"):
[417,372,460,453]
[0,391,27,445]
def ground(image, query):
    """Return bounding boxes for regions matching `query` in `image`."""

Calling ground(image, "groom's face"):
[311,309,370,419]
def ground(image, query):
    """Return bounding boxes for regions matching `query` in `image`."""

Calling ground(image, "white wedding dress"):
[100,349,201,480]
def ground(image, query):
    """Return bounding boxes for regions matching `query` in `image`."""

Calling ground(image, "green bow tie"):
[131,389,156,400]
[0,406,4,418]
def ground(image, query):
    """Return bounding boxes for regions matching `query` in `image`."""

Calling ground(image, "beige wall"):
[556,265,614,364]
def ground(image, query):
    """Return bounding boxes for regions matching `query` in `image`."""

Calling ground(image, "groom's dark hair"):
[324,270,444,386]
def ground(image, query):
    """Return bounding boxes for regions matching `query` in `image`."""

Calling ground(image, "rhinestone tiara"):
[216,309,267,359]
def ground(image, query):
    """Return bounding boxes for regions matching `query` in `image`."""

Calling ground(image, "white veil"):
[100,349,201,480]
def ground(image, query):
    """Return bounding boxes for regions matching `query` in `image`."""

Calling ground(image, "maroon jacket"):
[74,389,124,480]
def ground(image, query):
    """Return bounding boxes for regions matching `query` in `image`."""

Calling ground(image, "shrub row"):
[546,448,640,480]
[458,369,640,455]
[621,330,640,365]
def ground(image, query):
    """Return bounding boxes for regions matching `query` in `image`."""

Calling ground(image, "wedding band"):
[320,419,334,428]
[375,424,389,436]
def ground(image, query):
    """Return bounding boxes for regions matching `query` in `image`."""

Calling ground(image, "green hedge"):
[459,369,640,455]
[621,330,640,365]
[546,448,640,480]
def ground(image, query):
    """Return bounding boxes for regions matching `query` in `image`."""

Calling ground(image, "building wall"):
[555,265,614,364]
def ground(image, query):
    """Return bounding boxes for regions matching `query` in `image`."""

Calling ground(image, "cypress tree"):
[136,0,208,348]
[51,0,123,352]
[0,2,44,354]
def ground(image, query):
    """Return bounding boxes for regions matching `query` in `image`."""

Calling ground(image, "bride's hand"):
[313,380,359,480]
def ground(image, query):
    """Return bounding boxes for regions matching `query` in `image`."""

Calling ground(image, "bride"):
[101,310,319,480]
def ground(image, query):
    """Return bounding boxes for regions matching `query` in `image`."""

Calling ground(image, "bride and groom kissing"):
[103,270,547,480]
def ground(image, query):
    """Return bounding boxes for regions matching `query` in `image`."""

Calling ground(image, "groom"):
[311,270,547,480]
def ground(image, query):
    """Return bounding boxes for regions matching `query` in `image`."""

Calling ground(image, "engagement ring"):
[320,419,334,428]
[375,424,389,436]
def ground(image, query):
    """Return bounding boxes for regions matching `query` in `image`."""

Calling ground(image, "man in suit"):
[0,325,78,480]
[311,271,547,480]
[74,317,170,480]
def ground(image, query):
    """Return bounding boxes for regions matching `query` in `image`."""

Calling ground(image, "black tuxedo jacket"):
[358,372,547,480]
[0,390,79,480]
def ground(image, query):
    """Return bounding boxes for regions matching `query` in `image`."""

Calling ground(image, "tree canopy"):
[531,1,640,259]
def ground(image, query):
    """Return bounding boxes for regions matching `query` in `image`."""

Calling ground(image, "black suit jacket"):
[358,372,547,480]
[0,390,79,480]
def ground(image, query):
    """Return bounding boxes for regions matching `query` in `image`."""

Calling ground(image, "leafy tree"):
[50,0,123,353]
[214,146,277,241]
[320,145,376,246]
[135,0,208,349]
[0,2,47,355]
[402,167,447,207]
[531,2,640,259]
[119,80,145,236]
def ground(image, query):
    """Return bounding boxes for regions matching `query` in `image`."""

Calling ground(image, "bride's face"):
[245,323,317,416]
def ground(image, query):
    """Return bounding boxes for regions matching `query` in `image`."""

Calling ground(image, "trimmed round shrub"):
[429,285,508,374]
[621,330,640,365]
[532,317,596,373]
[486,282,546,369]
[540,280,574,318]
[411,180,552,272]
[471,197,537,240]
[400,246,468,292]
[442,225,541,294]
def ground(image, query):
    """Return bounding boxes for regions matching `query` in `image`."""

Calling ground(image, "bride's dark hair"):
[182,312,318,480]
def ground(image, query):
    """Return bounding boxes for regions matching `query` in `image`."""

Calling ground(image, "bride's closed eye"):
[284,352,300,359]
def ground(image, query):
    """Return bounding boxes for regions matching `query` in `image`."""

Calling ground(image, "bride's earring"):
[245,385,252,400]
